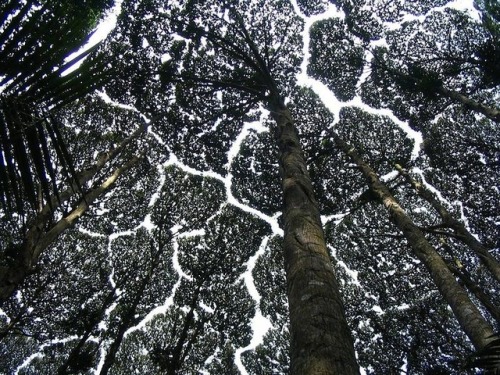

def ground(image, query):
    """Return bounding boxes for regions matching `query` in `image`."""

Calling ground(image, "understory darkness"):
[0,0,499,374]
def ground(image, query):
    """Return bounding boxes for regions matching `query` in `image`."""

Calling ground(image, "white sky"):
[61,1,123,77]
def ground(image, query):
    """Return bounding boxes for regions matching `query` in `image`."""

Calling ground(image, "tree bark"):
[270,99,359,375]
[447,262,500,323]
[395,164,500,283]
[174,14,360,373]
[334,134,494,351]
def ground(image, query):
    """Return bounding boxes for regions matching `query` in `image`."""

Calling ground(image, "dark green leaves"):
[309,18,364,101]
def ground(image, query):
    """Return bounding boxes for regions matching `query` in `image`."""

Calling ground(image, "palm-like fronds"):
[467,333,500,374]
[0,0,113,216]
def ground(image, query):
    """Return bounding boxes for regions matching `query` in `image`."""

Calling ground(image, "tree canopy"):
[1,0,499,374]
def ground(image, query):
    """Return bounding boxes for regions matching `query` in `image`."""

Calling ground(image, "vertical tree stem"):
[270,101,359,375]
[334,134,494,351]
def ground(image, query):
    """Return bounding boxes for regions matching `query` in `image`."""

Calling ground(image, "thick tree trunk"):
[335,134,494,350]
[176,15,359,372]
[395,165,500,283]
[269,100,359,375]
[0,155,143,304]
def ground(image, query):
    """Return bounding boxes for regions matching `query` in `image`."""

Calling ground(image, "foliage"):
[0,0,115,218]
[1,0,499,374]
[309,18,365,101]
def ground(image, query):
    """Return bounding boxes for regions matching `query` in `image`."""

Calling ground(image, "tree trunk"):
[99,273,150,375]
[447,262,500,323]
[384,65,500,123]
[166,286,202,375]
[395,164,500,283]
[269,99,359,375]
[99,322,131,375]
[100,234,172,375]
[437,85,500,123]
[174,14,359,372]
[57,289,117,375]
[334,134,494,351]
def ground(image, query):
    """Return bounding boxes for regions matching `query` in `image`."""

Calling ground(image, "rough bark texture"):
[0,154,143,304]
[396,164,500,283]
[270,101,359,375]
[335,135,494,351]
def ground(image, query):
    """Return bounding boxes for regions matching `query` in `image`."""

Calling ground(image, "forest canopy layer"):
[0,0,499,374]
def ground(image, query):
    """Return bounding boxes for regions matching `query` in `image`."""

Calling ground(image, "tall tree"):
[333,134,495,351]
[395,164,500,283]
[160,1,360,373]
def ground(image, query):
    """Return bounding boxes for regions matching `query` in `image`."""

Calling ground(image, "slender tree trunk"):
[334,134,494,350]
[166,286,202,375]
[395,165,500,283]
[447,262,500,323]
[99,275,149,375]
[57,289,117,375]
[100,235,173,375]
[269,98,359,375]
[437,85,500,123]
[99,322,131,375]
[0,154,143,304]
[383,65,500,123]
[57,329,95,375]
